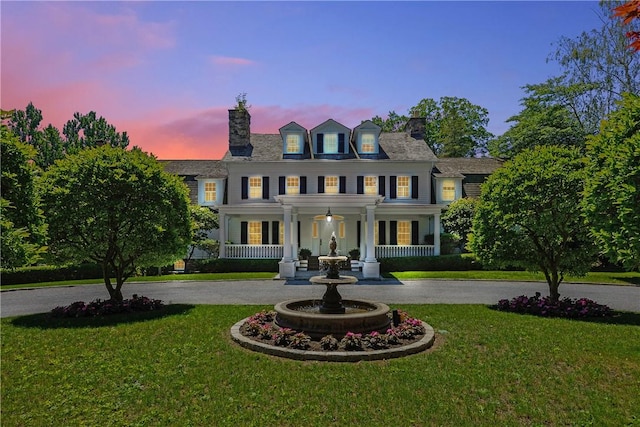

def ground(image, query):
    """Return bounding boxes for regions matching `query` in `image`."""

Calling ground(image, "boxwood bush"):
[194,258,280,273]
[1,264,104,286]
[379,254,483,272]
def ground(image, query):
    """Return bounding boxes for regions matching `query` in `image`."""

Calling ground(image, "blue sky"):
[2,1,606,159]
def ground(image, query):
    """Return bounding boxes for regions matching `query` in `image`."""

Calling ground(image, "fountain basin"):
[275,299,391,339]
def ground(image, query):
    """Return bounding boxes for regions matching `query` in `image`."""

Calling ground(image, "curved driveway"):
[2,279,639,318]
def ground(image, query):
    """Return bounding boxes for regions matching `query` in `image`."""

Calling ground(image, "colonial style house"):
[162,108,501,279]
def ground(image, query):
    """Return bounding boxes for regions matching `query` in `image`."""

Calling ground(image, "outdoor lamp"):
[326,207,333,222]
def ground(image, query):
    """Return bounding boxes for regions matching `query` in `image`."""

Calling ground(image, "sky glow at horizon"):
[1,1,606,160]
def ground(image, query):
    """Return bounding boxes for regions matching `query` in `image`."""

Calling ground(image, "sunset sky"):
[2,1,605,160]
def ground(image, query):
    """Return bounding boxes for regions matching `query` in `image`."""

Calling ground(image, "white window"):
[325,176,339,194]
[204,182,216,202]
[397,221,411,245]
[397,176,410,198]
[249,221,262,245]
[286,176,300,195]
[364,176,377,195]
[323,133,338,153]
[361,133,375,153]
[286,134,300,153]
[442,180,455,201]
[249,177,262,199]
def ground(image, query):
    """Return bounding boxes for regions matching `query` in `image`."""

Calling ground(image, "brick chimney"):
[228,108,252,156]
[405,117,426,141]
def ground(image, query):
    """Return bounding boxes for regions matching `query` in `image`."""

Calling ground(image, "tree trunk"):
[548,269,561,302]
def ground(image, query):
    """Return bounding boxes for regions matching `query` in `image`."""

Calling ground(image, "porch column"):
[363,205,380,278]
[282,205,292,261]
[292,212,299,260]
[433,213,441,256]
[359,212,366,261]
[219,212,226,258]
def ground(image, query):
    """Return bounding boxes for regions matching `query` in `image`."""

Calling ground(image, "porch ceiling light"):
[326,207,333,222]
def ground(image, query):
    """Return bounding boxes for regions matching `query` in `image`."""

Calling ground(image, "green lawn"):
[2,305,639,426]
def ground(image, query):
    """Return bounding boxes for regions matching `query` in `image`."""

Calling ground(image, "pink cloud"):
[210,56,256,66]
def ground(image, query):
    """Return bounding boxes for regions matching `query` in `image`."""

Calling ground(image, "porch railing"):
[376,245,435,258]
[225,244,284,259]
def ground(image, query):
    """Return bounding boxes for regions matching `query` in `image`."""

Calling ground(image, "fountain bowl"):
[274,299,391,339]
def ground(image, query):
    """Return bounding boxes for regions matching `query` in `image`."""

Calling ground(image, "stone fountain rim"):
[275,298,390,319]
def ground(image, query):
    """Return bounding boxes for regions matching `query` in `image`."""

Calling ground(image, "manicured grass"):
[2,305,639,426]
[388,270,640,286]
[0,272,278,290]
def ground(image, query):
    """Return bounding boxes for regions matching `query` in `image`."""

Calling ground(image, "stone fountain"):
[274,233,391,338]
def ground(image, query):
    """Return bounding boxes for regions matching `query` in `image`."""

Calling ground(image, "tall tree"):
[488,79,587,158]
[0,126,46,268]
[184,204,219,272]
[63,111,129,153]
[441,197,478,252]
[371,97,493,157]
[470,146,596,301]
[549,1,640,134]
[583,93,640,270]
[40,146,191,301]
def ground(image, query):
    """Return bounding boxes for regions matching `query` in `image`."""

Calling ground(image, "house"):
[432,157,504,204]
[162,108,502,279]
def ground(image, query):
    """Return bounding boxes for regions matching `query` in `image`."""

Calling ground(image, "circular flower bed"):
[238,309,427,353]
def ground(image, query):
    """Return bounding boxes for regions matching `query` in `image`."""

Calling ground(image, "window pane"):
[397,221,411,245]
[325,176,339,194]
[249,177,262,199]
[397,176,410,198]
[312,222,318,238]
[339,221,345,239]
[364,176,377,195]
[279,221,284,245]
[442,180,455,201]
[286,134,300,153]
[249,221,261,245]
[286,176,299,195]
[204,182,216,202]
[324,133,338,153]
[361,133,375,153]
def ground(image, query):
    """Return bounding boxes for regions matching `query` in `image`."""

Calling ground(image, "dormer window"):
[286,134,301,153]
[323,133,338,153]
[361,133,376,153]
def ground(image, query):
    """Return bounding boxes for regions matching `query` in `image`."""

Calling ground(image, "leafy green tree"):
[583,93,640,270]
[40,146,191,301]
[63,111,129,153]
[372,97,493,157]
[470,146,596,301]
[184,205,219,272]
[549,1,640,135]
[441,197,479,252]
[488,80,587,158]
[0,126,47,269]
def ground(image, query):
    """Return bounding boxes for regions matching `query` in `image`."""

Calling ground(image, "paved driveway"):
[2,279,639,318]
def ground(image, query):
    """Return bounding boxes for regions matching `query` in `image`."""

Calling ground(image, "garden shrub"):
[194,258,279,273]
[496,292,614,318]
[379,254,483,272]
[1,263,103,285]
[51,295,164,318]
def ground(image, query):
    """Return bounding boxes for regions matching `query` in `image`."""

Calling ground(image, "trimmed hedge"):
[379,254,483,272]
[1,264,104,286]
[194,258,280,273]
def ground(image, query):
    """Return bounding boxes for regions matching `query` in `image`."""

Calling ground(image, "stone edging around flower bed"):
[230,318,436,362]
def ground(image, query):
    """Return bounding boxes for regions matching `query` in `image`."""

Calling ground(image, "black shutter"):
[412,221,419,245]
[379,176,385,196]
[357,176,364,194]
[297,221,301,247]
[412,176,419,199]
[262,176,269,200]
[317,134,324,153]
[300,176,307,194]
[241,177,248,200]
[339,176,346,194]
[357,220,361,247]
[241,221,248,244]
[318,176,325,193]
[262,221,269,244]
[390,221,397,245]
[390,176,397,199]
[338,133,345,152]
[272,221,280,244]
[379,221,387,245]
[279,176,285,195]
